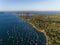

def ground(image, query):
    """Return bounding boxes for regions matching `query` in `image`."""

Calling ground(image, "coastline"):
[19,15,60,45]
[19,18,48,45]
[28,22,48,45]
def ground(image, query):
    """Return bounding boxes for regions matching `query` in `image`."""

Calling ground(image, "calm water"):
[0,13,46,45]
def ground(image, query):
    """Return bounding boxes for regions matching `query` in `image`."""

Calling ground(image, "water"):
[0,13,46,45]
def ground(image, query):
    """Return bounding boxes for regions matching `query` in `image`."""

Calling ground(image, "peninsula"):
[19,14,60,45]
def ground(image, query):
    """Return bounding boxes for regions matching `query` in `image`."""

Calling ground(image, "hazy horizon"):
[0,0,60,11]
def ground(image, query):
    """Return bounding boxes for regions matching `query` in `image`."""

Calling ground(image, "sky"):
[0,0,60,11]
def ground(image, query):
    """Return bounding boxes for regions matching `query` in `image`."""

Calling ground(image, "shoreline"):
[19,18,48,45]
[28,22,48,45]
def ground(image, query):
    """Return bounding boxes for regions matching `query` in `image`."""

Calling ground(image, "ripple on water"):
[0,14,46,45]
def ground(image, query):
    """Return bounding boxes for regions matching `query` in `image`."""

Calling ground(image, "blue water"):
[0,13,46,45]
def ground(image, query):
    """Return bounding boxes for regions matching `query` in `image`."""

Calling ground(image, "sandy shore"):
[20,18,48,45]
[28,22,48,45]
